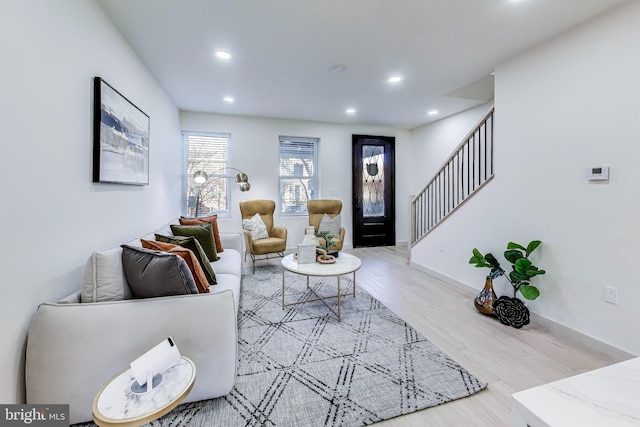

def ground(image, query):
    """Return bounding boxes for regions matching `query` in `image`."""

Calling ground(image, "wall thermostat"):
[587,166,609,181]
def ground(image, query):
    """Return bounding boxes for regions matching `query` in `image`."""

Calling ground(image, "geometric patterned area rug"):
[76,264,486,427]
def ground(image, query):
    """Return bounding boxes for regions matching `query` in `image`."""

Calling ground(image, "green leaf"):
[519,285,540,300]
[469,248,485,265]
[514,258,532,274]
[484,253,501,269]
[507,242,526,251]
[526,240,542,256]
[504,249,524,264]
[509,270,528,283]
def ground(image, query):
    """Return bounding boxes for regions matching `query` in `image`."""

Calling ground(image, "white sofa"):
[25,220,243,425]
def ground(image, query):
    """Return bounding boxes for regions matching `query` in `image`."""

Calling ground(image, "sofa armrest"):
[219,232,242,253]
[26,291,237,425]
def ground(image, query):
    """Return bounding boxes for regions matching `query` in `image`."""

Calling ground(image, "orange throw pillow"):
[180,215,223,253]
[140,239,210,293]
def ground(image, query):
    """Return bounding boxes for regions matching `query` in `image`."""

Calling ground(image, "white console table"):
[511,357,640,426]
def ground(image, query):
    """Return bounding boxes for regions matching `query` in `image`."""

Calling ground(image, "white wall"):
[0,1,182,402]
[410,1,640,356]
[411,102,494,195]
[180,112,412,247]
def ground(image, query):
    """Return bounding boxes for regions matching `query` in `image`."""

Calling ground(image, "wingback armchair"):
[307,199,345,251]
[239,199,287,272]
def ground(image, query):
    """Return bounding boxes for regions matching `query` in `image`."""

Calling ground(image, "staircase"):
[410,107,495,247]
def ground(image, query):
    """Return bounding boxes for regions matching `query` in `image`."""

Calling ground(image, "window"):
[183,131,231,217]
[279,136,319,215]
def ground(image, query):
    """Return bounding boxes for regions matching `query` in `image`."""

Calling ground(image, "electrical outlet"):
[603,286,619,304]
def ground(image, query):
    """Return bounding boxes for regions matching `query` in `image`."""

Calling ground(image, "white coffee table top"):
[93,356,195,426]
[282,252,361,276]
[511,357,640,426]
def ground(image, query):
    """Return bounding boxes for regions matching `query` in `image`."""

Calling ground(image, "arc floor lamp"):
[192,167,250,217]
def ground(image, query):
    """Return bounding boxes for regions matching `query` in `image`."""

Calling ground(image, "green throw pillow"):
[170,223,219,262]
[155,234,217,285]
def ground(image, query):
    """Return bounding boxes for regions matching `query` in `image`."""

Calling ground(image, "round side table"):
[92,356,196,427]
[281,252,361,321]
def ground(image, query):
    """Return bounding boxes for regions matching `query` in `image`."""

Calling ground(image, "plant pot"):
[474,276,497,315]
[492,296,530,329]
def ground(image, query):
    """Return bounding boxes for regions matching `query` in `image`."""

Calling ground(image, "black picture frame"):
[93,77,150,185]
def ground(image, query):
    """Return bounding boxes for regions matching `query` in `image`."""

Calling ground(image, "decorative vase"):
[302,227,319,247]
[474,276,498,315]
[492,296,530,329]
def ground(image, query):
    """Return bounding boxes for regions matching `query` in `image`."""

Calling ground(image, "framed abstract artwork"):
[93,76,150,185]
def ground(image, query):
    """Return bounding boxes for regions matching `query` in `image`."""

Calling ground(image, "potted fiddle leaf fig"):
[469,240,546,328]
[470,240,545,300]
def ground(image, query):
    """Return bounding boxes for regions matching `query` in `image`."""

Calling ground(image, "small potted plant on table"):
[315,231,337,264]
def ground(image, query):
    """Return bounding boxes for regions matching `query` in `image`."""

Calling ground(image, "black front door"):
[352,135,395,247]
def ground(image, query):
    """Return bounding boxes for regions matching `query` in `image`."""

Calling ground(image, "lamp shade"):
[234,172,248,184]
[193,170,208,184]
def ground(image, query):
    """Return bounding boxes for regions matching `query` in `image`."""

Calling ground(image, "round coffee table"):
[281,252,361,321]
[92,356,195,427]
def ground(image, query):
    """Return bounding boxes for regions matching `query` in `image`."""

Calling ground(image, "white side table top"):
[282,252,361,276]
[512,357,640,426]
[93,356,195,426]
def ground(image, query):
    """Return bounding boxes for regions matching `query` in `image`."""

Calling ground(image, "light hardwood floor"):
[253,245,624,427]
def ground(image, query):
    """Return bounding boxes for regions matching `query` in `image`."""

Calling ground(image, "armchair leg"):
[246,252,285,274]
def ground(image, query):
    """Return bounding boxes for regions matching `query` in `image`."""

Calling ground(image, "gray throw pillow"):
[154,234,217,285]
[242,212,269,240]
[121,245,198,298]
[170,222,219,262]
[318,213,341,238]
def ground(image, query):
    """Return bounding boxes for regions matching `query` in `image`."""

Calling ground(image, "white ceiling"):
[97,0,628,129]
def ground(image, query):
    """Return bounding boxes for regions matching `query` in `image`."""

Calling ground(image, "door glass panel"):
[362,145,385,217]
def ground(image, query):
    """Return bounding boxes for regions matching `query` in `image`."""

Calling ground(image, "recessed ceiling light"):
[215,51,231,60]
[346,108,356,114]
[388,75,403,83]
[330,65,346,74]
[428,110,439,116]
[224,96,235,103]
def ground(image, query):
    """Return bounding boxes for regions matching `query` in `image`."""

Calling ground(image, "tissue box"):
[297,243,317,264]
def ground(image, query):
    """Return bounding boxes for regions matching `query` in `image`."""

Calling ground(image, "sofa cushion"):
[171,222,219,262]
[140,239,210,293]
[180,215,224,253]
[212,249,242,277]
[211,273,241,312]
[242,212,269,240]
[121,245,198,298]
[81,246,132,302]
[155,234,217,285]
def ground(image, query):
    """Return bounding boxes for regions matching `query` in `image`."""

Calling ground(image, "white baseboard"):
[410,261,634,362]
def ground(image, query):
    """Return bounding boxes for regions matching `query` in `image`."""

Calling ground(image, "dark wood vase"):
[474,276,497,315]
